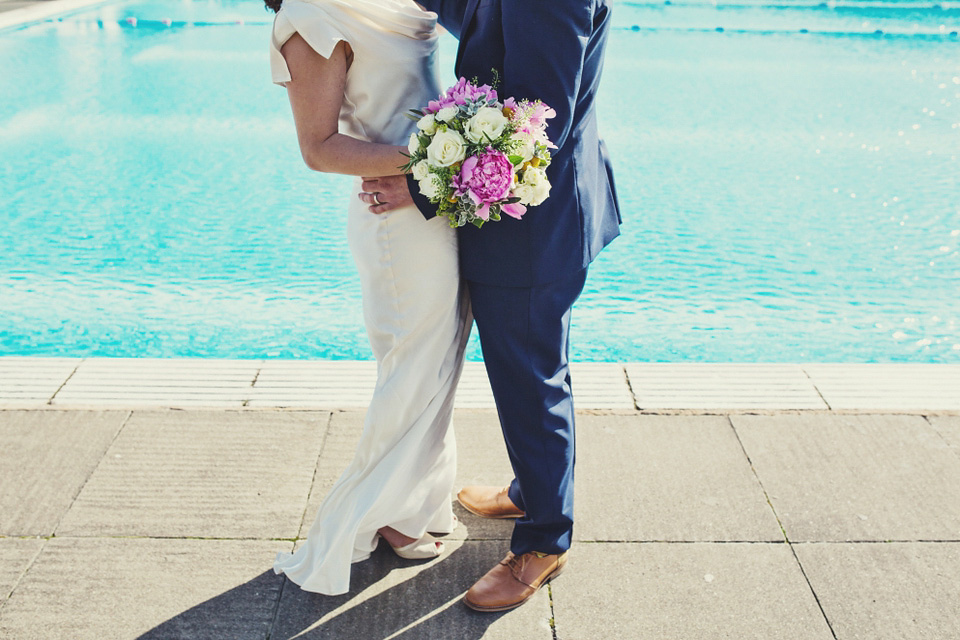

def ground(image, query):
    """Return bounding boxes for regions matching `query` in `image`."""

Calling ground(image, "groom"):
[362,0,620,611]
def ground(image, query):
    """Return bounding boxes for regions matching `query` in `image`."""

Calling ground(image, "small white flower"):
[408,132,421,155]
[436,106,459,123]
[465,106,509,143]
[514,135,537,162]
[416,113,437,135]
[418,174,442,199]
[515,166,550,206]
[412,160,430,181]
[426,129,467,167]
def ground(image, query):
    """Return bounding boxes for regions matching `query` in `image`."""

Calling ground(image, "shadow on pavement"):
[139,538,509,640]
[137,569,282,640]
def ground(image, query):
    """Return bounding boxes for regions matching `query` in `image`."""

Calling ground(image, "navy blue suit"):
[412,0,621,555]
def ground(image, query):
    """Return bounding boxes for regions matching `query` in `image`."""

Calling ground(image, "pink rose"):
[453,148,515,221]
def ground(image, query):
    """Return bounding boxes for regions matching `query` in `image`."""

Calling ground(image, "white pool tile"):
[803,364,960,410]
[248,360,376,408]
[50,358,258,407]
[625,363,828,410]
[0,357,80,404]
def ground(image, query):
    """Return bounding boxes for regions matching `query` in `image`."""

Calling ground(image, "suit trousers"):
[467,267,588,555]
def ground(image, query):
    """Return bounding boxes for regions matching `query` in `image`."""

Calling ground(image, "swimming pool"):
[1,0,958,362]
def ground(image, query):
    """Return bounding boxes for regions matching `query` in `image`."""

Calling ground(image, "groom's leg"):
[467,267,587,556]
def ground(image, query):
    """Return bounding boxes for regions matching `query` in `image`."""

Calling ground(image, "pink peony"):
[452,148,515,221]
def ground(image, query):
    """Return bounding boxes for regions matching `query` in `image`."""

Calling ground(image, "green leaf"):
[508,155,525,166]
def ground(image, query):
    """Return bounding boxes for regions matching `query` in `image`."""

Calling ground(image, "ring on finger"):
[373,193,382,206]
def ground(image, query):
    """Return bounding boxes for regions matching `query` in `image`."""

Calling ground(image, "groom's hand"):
[359,175,413,214]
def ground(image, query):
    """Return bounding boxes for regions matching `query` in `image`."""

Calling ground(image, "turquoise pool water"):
[1,0,958,362]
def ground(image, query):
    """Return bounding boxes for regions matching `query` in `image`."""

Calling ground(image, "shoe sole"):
[462,562,566,613]
[457,497,525,520]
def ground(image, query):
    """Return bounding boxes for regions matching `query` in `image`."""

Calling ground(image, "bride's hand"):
[359,175,414,214]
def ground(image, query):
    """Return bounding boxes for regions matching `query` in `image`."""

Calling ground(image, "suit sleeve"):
[418,0,469,38]
[500,0,592,152]
[407,173,438,220]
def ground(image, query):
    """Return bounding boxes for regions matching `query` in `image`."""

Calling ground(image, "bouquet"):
[402,77,556,228]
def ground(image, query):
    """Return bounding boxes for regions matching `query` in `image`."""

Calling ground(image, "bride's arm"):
[281,34,407,177]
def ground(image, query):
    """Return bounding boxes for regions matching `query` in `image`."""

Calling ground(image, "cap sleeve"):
[270,1,349,86]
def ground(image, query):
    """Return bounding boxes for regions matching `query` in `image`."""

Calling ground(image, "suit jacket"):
[412,0,621,287]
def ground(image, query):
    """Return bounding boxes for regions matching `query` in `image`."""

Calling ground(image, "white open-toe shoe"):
[378,531,444,560]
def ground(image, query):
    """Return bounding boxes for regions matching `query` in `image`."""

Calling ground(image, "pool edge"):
[0,0,114,33]
[1,357,958,412]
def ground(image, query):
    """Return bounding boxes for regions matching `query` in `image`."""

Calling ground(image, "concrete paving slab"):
[0,537,285,640]
[299,411,366,537]
[733,414,960,541]
[0,410,128,535]
[272,539,552,640]
[56,411,329,539]
[450,410,517,542]
[552,542,833,640]
[928,416,960,456]
[625,363,827,410]
[795,542,960,640]
[0,538,44,603]
[300,410,517,542]
[804,363,960,410]
[574,415,783,542]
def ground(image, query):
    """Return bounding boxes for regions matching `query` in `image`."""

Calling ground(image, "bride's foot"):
[378,526,444,560]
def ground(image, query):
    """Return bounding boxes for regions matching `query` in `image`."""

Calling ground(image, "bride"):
[265,0,470,596]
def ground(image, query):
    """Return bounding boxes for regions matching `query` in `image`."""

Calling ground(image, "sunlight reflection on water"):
[1,0,958,361]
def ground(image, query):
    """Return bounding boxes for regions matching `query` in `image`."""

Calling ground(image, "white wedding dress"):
[269,0,470,596]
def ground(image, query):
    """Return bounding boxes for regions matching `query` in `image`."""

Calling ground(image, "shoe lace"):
[501,552,544,588]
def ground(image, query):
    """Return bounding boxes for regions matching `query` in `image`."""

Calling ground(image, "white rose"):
[416,113,437,135]
[436,106,459,123]
[465,107,509,143]
[408,132,422,155]
[516,167,551,206]
[418,174,442,200]
[412,160,430,181]
[426,129,467,167]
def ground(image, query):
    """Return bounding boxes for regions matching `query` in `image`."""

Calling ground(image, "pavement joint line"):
[295,411,335,540]
[801,364,832,410]
[923,414,960,464]
[267,574,290,640]
[8,534,958,543]
[245,365,263,408]
[621,363,640,410]
[49,409,133,538]
[45,358,83,405]
[379,592,466,640]
[727,415,839,640]
[31,534,302,542]
[547,582,558,640]
[575,539,792,544]
[0,534,47,616]
[789,539,960,544]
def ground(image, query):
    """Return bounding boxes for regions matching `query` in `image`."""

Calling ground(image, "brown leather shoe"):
[464,551,567,612]
[457,485,525,519]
